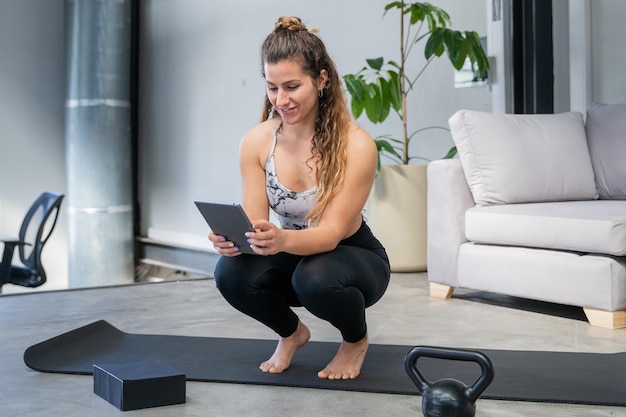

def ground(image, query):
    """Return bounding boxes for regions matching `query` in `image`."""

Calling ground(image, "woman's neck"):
[279,120,315,144]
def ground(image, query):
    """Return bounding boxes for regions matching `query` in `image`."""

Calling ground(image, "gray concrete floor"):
[2,273,626,417]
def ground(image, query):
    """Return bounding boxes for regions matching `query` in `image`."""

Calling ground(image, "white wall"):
[138,0,491,246]
[591,1,626,104]
[0,0,67,293]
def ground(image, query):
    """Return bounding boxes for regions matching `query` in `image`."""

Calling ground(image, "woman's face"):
[264,59,327,126]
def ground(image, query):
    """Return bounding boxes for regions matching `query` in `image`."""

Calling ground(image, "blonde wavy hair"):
[260,16,351,225]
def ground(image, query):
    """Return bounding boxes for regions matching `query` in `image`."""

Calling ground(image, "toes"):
[318,368,359,380]
[269,364,284,373]
[260,360,288,374]
[259,362,270,372]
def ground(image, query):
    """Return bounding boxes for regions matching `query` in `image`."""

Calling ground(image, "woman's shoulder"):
[239,117,282,164]
[241,117,281,145]
[346,122,376,152]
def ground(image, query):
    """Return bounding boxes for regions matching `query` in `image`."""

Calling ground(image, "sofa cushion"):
[586,103,626,199]
[448,110,598,206]
[465,200,626,256]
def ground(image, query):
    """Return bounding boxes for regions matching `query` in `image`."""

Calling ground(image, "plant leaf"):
[388,60,401,70]
[343,74,365,103]
[409,3,426,25]
[408,2,451,29]
[387,70,402,112]
[424,28,445,58]
[367,57,385,71]
[443,146,458,159]
[467,31,490,77]
[350,96,365,119]
[375,138,403,161]
[364,82,390,123]
[383,1,405,15]
[444,30,469,70]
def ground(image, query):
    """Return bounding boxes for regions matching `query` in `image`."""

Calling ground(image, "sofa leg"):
[583,308,626,329]
[430,282,455,299]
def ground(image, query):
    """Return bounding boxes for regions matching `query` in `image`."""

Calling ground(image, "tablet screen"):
[194,201,256,254]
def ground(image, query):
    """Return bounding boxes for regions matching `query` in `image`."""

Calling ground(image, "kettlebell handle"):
[404,345,495,402]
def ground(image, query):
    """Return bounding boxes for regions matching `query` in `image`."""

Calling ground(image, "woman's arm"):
[239,125,272,222]
[209,122,273,256]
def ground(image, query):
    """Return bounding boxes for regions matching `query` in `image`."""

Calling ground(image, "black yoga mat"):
[24,320,626,407]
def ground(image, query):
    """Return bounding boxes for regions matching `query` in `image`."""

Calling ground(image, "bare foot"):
[318,334,369,380]
[259,321,310,374]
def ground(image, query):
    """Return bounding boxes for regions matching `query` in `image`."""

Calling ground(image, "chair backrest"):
[17,192,65,279]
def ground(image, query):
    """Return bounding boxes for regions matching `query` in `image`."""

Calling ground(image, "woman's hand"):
[245,219,282,255]
[208,230,242,257]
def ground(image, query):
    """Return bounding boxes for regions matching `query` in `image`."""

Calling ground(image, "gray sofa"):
[427,104,626,329]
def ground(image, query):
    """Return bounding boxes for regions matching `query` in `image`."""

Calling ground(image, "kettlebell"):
[404,346,494,417]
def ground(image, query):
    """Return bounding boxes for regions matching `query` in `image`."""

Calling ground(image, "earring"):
[318,89,324,98]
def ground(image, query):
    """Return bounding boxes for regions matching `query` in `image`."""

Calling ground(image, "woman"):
[209,16,390,380]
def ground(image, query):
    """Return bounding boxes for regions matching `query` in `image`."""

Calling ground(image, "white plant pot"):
[366,164,427,272]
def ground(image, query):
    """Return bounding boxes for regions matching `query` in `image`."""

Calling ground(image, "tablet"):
[194,201,256,254]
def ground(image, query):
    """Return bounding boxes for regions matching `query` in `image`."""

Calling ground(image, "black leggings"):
[214,220,390,343]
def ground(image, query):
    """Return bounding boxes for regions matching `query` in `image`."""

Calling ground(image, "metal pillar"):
[65,0,134,288]
[511,0,554,114]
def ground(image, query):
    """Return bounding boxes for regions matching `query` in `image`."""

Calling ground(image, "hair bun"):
[274,16,319,33]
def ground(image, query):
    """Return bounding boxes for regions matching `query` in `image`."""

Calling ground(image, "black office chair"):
[0,192,64,293]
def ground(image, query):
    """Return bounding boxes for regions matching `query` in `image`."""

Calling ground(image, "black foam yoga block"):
[93,359,186,411]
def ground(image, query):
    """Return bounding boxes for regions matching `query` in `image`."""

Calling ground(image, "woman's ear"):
[318,69,329,90]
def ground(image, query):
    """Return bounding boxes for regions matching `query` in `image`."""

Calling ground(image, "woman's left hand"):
[246,219,282,255]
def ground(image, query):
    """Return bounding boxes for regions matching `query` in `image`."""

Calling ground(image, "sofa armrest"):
[427,159,475,286]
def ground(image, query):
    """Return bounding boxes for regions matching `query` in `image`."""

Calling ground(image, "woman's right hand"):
[208,231,242,257]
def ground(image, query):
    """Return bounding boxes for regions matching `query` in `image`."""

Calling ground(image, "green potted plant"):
[343,1,490,272]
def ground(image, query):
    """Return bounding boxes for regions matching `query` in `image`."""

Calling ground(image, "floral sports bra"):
[265,124,316,230]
